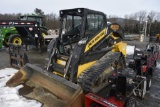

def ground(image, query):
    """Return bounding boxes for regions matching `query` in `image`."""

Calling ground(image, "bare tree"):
[0,13,21,20]
[147,11,156,34]
[123,13,139,34]
[45,13,59,29]
[34,8,44,16]
[136,11,147,33]
[0,9,159,33]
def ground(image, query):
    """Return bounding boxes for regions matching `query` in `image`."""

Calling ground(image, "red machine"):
[85,93,124,107]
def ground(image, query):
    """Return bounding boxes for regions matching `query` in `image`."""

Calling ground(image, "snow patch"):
[126,45,135,55]
[135,48,140,51]
[156,62,160,69]
[126,45,140,55]
[0,68,42,107]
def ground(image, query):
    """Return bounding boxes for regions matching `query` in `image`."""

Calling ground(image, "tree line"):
[108,11,160,35]
[0,8,160,35]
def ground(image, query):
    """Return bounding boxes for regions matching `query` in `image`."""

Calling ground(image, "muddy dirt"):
[0,48,10,69]
[0,46,48,70]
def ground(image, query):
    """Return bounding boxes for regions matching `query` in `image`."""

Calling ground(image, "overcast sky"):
[1,0,159,17]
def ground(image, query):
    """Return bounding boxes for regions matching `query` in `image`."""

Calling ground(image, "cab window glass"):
[87,14,104,32]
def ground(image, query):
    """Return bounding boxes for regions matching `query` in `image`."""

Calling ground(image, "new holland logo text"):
[84,28,106,52]
[88,31,104,48]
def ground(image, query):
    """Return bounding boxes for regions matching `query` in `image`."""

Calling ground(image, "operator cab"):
[58,8,106,55]
[60,12,81,46]
[19,15,44,26]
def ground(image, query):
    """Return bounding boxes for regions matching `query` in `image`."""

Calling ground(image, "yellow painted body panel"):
[112,42,127,57]
[56,59,97,79]
[156,34,160,38]
[77,61,96,78]
[54,59,66,77]
[84,28,107,52]
[53,71,65,77]
[56,59,66,66]
[111,33,119,39]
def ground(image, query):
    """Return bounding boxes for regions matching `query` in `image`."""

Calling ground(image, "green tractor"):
[1,27,18,47]
[0,14,48,47]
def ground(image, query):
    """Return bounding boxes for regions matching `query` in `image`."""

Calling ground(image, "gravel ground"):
[0,37,160,107]
[0,46,48,70]
[0,48,10,69]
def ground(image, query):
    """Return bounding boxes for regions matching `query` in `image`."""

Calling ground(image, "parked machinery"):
[85,43,159,107]
[0,14,48,48]
[5,8,159,107]
[128,43,159,91]
[86,68,146,107]
[149,31,160,43]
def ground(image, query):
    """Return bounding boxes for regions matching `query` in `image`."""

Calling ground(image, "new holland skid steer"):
[6,8,127,107]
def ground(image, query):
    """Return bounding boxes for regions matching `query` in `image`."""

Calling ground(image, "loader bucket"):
[6,63,84,107]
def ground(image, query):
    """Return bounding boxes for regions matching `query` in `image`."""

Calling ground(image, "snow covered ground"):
[0,68,42,107]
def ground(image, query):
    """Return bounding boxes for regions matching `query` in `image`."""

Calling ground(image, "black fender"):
[47,37,58,58]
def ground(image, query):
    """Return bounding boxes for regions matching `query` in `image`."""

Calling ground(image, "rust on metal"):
[6,70,26,86]
[9,44,29,69]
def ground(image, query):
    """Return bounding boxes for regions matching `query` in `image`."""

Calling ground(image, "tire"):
[125,97,136,107]
[140,79,147,99]
[9,34,22,45]
[47,38,56,58]
[3,38,9,47]
[40,29,48,45]
[146,75,152,91]
[40,29,48,36]
[154,60,157,67]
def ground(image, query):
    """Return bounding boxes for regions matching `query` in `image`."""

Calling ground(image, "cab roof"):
[59,8,106,17]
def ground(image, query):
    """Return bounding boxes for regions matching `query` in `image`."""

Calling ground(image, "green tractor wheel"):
[40,29,48,36]
[9,34,23,45]
[40,29,48,45]
[3,38,9,47]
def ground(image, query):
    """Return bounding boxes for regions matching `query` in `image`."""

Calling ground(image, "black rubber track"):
[78,52,124,93]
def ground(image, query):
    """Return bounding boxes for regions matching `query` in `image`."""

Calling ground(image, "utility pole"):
[145,20,148,37]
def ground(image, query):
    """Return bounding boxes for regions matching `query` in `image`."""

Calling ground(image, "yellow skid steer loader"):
[6,8,127,107]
